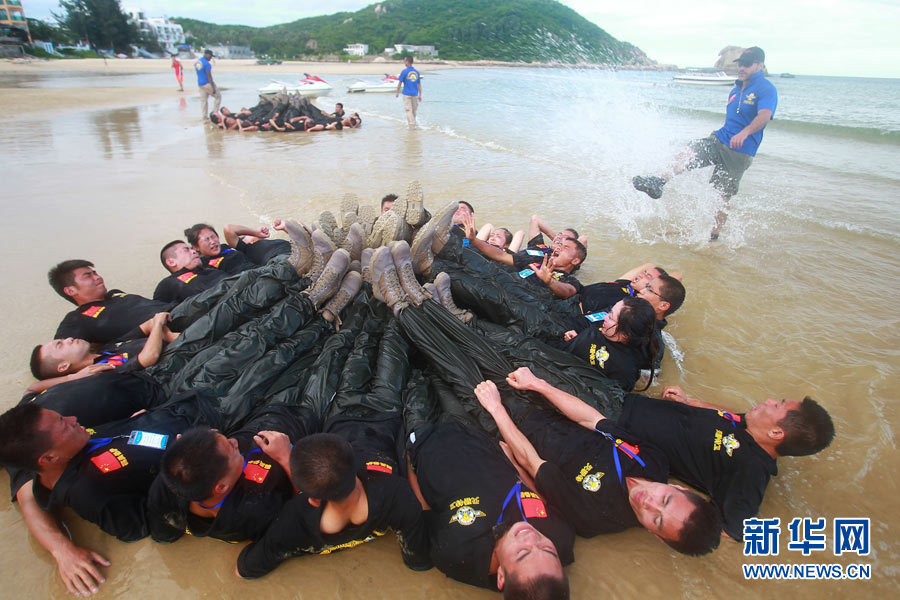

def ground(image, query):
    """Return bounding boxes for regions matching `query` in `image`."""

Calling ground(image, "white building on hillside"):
[207,44,253,59]
[125,9,184,53]
[343,43,368,56]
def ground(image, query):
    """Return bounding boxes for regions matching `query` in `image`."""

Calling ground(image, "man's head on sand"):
[48,260,107,305]
[493,521,568,598]
[160,241,202,273]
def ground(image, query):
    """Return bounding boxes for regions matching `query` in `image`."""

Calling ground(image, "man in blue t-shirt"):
[195,49,221,121]
[633,46,778,240]
[395,56,423,127]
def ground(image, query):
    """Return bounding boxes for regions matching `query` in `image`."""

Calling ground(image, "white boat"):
[258,74,333,97]
[347,74,400,93]
[673,69,736,86]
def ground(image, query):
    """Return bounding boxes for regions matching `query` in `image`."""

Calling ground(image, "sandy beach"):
[0,60,896,598]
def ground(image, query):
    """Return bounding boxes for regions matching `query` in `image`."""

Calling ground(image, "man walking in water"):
[633,47,777,240]
[195,49,221,121]
[395,56,422,128]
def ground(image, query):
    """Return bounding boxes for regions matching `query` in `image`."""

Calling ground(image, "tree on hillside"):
[53,0,138,53]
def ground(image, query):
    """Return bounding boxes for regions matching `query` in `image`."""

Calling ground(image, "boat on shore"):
[258,74,333,98]
[673,69,736,86]
[348,74,399,93]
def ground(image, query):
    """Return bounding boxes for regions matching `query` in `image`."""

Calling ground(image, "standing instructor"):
[396,56,422,128]
[633,47,777,240]
[195,49,221,122]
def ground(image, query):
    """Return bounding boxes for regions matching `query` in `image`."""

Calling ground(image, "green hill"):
[175,0,653,65]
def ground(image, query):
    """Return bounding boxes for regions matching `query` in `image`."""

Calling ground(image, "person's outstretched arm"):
[17,481,110,596]
[475,380,545,479]
[506,367,605,430]
[661,386,728,411]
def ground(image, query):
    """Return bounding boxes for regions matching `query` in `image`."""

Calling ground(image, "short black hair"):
[656,273,685,316]
[335,102,343,109]
[458,201,474,214]
[776,397,835,456]
[562,228,579,240]
[0,403,52,471]
[160,240,186,272]
[161,427,230,501]
[503,572,569,600]
[495,227,513,246]
[184,223,216,247]
[663,490,722,556]
[48,259,94,304]
[381,194,398,209]
[290,433,357,501]
[30,344,46,380]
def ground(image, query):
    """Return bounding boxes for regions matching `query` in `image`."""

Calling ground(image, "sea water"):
[1,66,898,598]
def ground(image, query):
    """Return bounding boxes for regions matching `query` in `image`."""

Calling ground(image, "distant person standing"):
[633,46,777,240]
[195,49,221,121]
[171,55,184,92]
[395,56,422,127]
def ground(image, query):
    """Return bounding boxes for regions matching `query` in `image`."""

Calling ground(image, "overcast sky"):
[20,0,899,78]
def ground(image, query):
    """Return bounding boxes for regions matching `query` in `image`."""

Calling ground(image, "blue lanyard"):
[625,284,635,297]
[84,436,117,454]
[196,448,262,510]
[720,411,739,428]
[594,429,645,485]
[495,481,526,525]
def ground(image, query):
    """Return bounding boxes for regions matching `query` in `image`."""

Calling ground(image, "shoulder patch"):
[81,305,106,318]
[177,271,198,284]
[520,492,548,519]
[208,257,225,269]
[90,448,128,473]
[365,461,393,474]
[243,459,272,483]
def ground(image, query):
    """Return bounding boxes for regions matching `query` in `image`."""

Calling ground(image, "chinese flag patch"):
[208,257,224,269]
[81,306,106,318]
[243,461,270,484]
[177,271,198,284]
[90,451,124,473]
[618,440,640,457]
[100,353,127,366]
[521,496,548,519]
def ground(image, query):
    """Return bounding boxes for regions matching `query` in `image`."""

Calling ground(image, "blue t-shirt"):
[398,66,421,97]
[195,57,212,87]
[713,71,777,156]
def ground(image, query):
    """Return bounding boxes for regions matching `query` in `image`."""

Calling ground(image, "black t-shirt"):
[147,405,316,544]
[153,267,229,303]
[580,280,635,315]
[411,422,574,589]
[202,244,258,275]
[617,395,776,540]
[31,397,216,541]
[7,371,167,502]
[55,291,175,344]
[237,238,290,266]
[237,445,429,578]
[562,326,645,391]
[520,410,669,538]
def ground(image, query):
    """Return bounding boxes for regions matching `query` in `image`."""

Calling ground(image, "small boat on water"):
[673,69,736,86]
[258,74,333,98]
[780,73,796,78]
[347,74,400,93]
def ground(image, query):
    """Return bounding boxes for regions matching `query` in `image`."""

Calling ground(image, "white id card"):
[128,430,169,450]
[585,311,608,322]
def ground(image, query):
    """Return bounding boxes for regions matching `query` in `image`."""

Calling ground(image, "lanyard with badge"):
[85,430,169,454]
[593,429,645,485]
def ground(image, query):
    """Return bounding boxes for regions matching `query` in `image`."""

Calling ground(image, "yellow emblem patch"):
[449,505,487,526]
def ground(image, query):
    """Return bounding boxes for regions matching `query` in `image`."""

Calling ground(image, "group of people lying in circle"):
[210,92,361,132]
[1,181,835,598]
